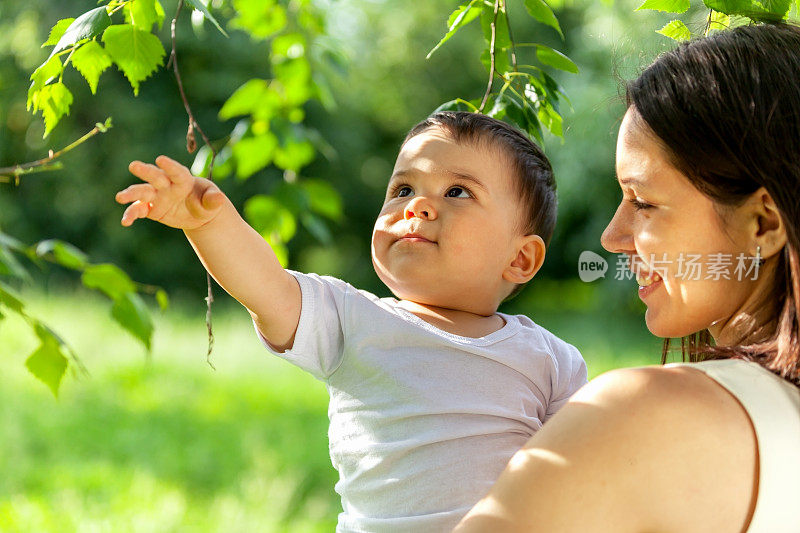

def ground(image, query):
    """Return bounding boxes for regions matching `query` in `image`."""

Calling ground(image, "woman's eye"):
[445,186,470,198]
[397,186,413,198]
[628,198,653,210]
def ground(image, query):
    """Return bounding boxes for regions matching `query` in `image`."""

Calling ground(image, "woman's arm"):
[454,366,757,533]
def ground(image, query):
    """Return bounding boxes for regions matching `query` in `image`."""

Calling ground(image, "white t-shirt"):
[253,271,587,532]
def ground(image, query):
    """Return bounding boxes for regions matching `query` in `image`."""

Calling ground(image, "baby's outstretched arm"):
[115,155,301,351]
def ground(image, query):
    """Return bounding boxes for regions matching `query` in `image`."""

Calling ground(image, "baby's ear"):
[503,234,546,284]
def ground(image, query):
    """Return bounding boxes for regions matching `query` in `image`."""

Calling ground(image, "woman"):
[455,23,800,533]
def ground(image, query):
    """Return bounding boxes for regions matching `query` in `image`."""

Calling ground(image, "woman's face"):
[601,110,760,340]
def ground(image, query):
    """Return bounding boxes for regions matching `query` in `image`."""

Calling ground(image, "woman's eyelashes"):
[389,184,472,199]
[628,197,654,211]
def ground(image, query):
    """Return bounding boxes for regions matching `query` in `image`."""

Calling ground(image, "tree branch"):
[168,0,218,368]
[0,118,113,184]
[479,0,501,113]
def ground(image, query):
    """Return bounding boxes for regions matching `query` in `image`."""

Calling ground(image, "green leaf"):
[537,98,563,137]
[523,0,564,38]
[0,281,25,314]
[481,4,511,50]
[271,33,306,60]
[535,45,579,73]
[32,82,74,137]
[219,79,270,120]
[244,195,297,242]
[273,58,312,106]
[272,181,309,213]
[102,24,166,96]
[50,6,112,57]
[300,180,343,221]
[702,0,753,14]
[487,93,512,120]
[232,133,278,178]
[274,139,315,172]
[758,0,792,17]
[26,326,68,397]
[156,289,169,311]
[230,0,285,39]
[43,18,75,47]
[656,19,692,41]
[433,98,479,113]
[81,263,136,300]
[480,47,511,77]
[111,292,153,351]
[0,232,27,253]
[186,0,229,37]
[69,40,112,95]
[124,0,166,32]
[709,10,731,30]
[426,0,482,59]
[636,0,691,12]
[506,98,543,143]
[34,239,89,270]
[0,246,31,282]
[541,71,570,106]
[27,56,63,111]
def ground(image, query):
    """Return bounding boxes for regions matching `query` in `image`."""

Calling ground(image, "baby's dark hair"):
[403,111,557,300]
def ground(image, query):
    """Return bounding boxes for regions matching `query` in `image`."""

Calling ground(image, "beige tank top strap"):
[675,359,800,532]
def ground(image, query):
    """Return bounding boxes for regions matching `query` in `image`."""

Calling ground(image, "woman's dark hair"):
[404,111,558,300]
[625,23,800,384]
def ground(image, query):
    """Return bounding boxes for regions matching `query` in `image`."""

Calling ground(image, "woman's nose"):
[404,196,437,220]
[600,203,633,254]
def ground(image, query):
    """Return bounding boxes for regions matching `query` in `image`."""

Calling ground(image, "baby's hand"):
[116,155,226,230]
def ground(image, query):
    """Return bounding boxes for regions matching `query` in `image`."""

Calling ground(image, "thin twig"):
[479,0,501,112]
[169,0,218,368]
[205,271,215,369]
[704,9,713,36]
[0,118,112,183]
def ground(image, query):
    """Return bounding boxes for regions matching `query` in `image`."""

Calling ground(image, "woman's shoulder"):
[455,363,758,532]
[574,364,759,531]
[584,363,758,450]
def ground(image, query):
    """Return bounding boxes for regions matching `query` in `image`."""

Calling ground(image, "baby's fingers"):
[154,155,193,186]
[128,160,172,189]
[121,200,152,227]
[115,183,156,205]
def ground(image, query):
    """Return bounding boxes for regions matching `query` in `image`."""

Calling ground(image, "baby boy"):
[116,111,587,532]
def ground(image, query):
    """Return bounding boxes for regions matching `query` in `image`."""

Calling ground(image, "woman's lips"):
[637,271,663,299]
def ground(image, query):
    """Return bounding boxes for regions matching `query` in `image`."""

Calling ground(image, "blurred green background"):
[0,0,692,530]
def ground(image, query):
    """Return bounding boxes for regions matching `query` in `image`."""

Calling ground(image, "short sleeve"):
[252,270,349,381]
[544,343,588,422]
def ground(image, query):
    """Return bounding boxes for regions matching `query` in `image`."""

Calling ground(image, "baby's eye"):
[396,186,413,198]
[445,186,470,198]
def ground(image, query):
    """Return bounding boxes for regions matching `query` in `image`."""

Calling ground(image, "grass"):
[0,286,663,532]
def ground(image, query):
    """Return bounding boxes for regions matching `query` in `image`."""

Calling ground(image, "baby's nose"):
[403,196,436,220]
[404,207,431,220]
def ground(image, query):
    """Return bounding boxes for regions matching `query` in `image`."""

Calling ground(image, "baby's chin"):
[376,272,443,307]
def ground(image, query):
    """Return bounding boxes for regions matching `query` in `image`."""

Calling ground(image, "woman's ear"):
[503,235,546,284]
[748,187,787,259]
